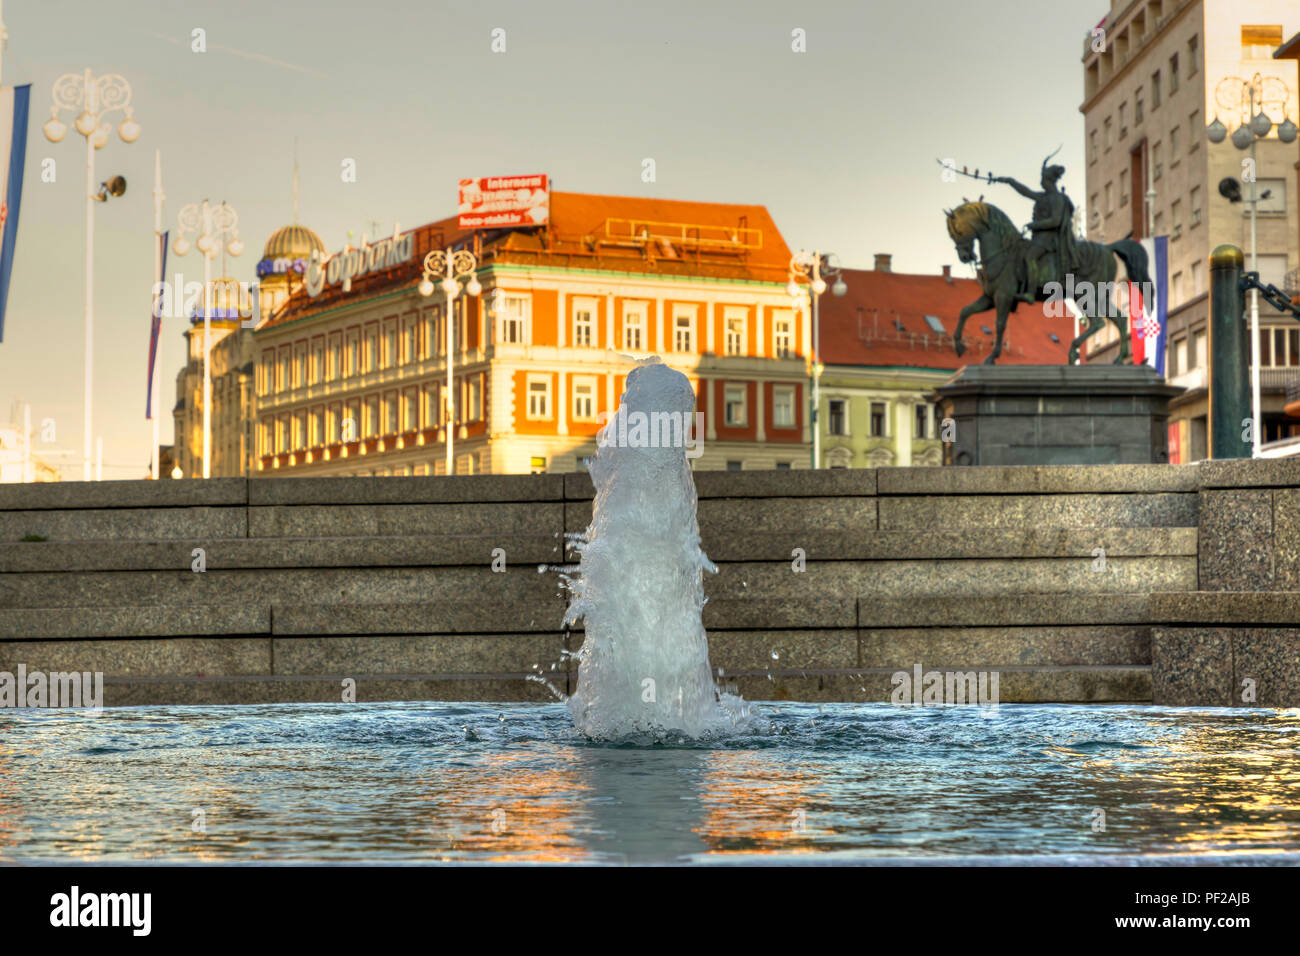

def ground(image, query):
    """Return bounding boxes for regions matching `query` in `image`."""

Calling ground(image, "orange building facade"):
[252,192,814,475]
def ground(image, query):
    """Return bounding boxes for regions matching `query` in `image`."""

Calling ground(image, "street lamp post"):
[173,201,244,479]
[788,251,846,469]
[42,69,141,480]
[419,248,480,475]
[1207,73,1298,457]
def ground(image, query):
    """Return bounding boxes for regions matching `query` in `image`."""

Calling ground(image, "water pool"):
[2,702,1298,865]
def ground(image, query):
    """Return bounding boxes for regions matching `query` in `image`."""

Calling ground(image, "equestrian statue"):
[942,151,1151,365]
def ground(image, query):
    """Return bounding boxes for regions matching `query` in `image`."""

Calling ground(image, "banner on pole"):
[1129,235,1169,376]
[0,84,31,343]
[147,231,168,420]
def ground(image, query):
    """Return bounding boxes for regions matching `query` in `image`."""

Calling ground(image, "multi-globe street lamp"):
[173,201,244,479]
[788,251,846,469]
[42,69,141,480]
[1206,73,1297,457]
[419,248,480,475]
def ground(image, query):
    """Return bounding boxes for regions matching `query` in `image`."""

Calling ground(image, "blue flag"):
[0,84,31,343]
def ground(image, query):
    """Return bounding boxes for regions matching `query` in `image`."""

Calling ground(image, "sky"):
[0,0,1108,478]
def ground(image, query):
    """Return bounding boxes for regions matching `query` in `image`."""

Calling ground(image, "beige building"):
[171,222,327,478]
[1081,0,1300,459]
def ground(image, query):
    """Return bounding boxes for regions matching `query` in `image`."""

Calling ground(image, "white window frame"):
[499,294,530,345]
[724,383,747,427]
[572,296,599,348]
[773,385,795,428]
[526,373,553,421]
[572,375,597,421]
[724,307,747,356]
[622,301,646,351]
[673,304,696,353]
[773,310,794,358]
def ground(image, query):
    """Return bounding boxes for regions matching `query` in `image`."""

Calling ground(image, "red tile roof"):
[818,267,1076,370]
[264,192,793,329]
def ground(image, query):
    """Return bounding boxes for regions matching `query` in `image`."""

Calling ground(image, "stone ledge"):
[1149,591,1300,624]
[249,474,565,506]
[0,604,270,639]
[0,534,564,573]
[272,601,563,635]
[861,593,1152,628]
[94,675,557,706]
[1197,458,1300,489]
[562,469,877,501]
[0,478,248,512]
[878,464,1198,495]
[689,527,1197,562]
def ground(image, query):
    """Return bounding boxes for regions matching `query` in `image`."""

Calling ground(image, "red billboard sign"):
[457,175,549,228]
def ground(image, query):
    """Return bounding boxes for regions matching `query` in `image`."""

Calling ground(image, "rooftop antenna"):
[292,137,300,224]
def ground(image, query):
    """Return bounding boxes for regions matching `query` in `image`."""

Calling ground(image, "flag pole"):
[152,148,162,479]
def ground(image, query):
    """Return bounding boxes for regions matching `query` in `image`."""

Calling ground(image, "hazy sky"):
[0,0,1106,478]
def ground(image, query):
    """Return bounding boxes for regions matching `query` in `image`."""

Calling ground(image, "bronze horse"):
[944,201,1151,364]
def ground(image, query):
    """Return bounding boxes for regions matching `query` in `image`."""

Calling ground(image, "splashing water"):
[563,358,751,740]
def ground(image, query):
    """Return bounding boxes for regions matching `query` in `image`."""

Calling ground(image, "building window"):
[344,330,359,377]
[344,400,359,441]
[327,334,341,381]
[308,409,321,447]
[1192,259,1203,295]
[775,462,791,470]
[1172,271,1184,302]
[622,302,646,350]
[773,310,794,358]
[293,345,307,389]
[382,321,397,369]
[724,308,746,356]
[1194,330,1207,370]
[499,296,528,345]
[364,327,379,373]
[870,402,887,437]
[1169,54,1179,92]
[1119,103,1127,139]
[467,376,482,422]
[402,318,416,364]
[572,297,597,347]
[259,352,273,396]
[526,375,552,420]
[421,310,435,359]
[673,306,695,352]
[1242,25,1283,59]
[423,384,439,428]
[385,393,398,434]
[726,460,743,472]
[828,399,847,436]
[724,384,747,426]
[773,386,795,428]
[915,403,929,439]
[309,338,323,384]
[1187,35,1197,77]
[1170,199,1181,238]
[1171,338,1186,376]
[1105,182,1113,214]
[1134,88,1143,124]
[363,395,378,437]
[1169,125,1180,161]
[325,405,338,444]
[573,376,597,421]
[1152,142,1162,180]
[1104,116,1112,149]
[1089,129,1098,163]
[1152,69,1161,108]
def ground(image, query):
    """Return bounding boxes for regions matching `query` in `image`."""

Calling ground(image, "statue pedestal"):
[933,365,1184,466]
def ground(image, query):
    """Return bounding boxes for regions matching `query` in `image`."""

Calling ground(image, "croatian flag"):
[147,231,168,419]
[1129,235,1168,375]
[0,85,31,344]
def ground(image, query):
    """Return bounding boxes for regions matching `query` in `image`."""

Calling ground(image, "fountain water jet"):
[563,357,749,740]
